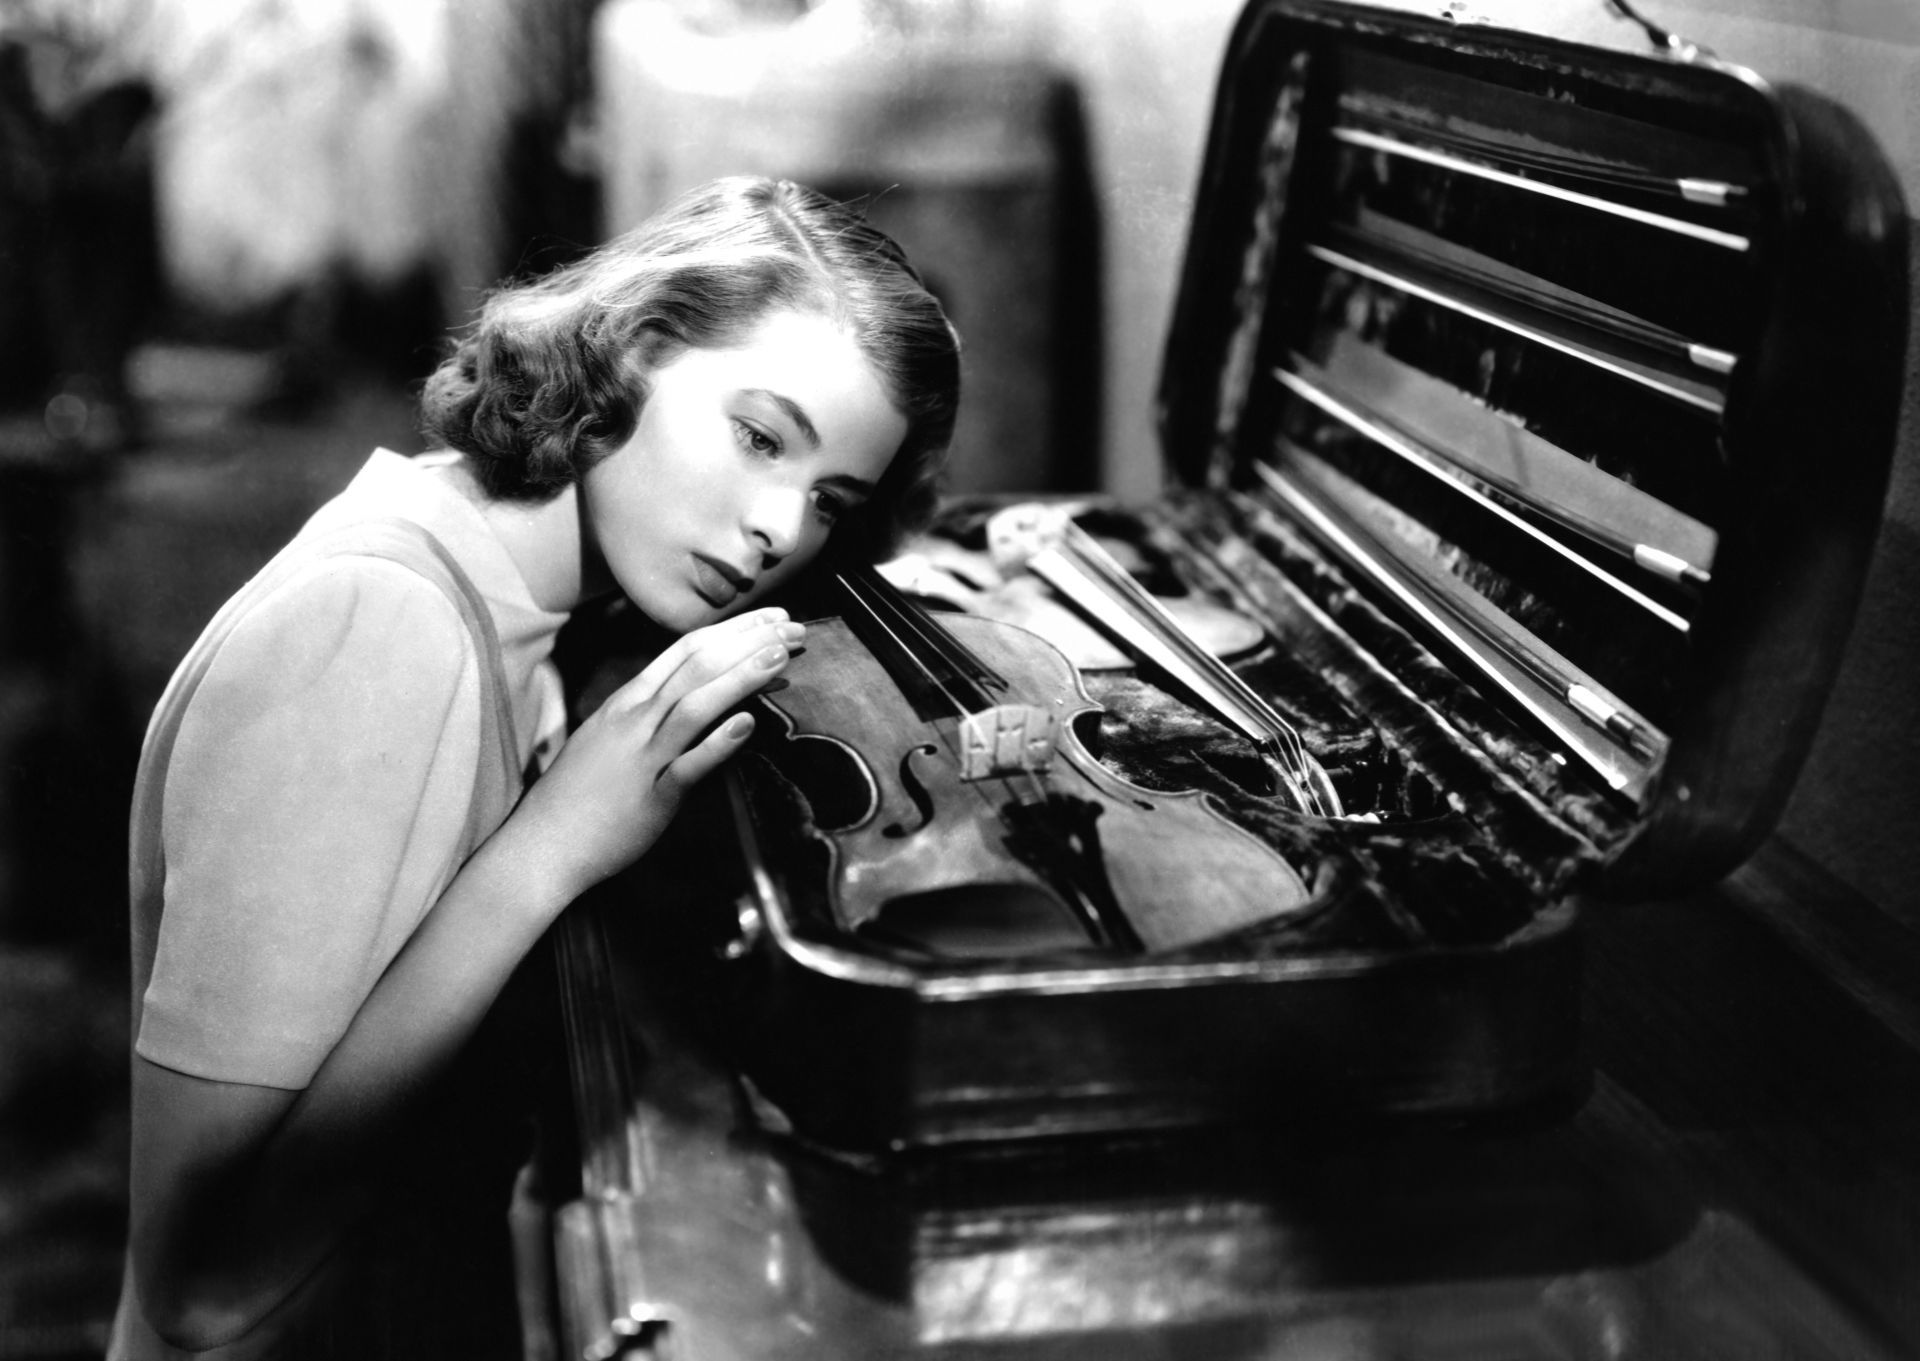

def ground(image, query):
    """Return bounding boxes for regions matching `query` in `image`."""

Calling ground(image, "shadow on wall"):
[0,36,159,455]
[0,338,424,1351]
[1781,350,1920,921]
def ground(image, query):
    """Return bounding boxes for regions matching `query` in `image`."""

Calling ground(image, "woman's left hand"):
[507,606,803,900]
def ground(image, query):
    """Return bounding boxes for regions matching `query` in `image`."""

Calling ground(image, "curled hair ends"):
[417,175,961,550]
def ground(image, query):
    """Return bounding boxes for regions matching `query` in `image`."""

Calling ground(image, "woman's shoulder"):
[195,552,482,725]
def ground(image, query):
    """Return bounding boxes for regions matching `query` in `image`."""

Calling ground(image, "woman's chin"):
[629,591,735,635]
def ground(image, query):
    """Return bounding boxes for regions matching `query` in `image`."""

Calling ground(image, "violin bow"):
[987,505,1346,819]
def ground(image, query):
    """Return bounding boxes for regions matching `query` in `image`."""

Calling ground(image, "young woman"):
[110,176,960,1359]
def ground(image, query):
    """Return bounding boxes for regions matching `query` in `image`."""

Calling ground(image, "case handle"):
[1604,0,1717,63]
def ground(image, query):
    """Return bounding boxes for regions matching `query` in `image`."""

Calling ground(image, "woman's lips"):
[692,553,752,607]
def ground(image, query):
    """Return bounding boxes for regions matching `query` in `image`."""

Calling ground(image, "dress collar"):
[328,448,571,675]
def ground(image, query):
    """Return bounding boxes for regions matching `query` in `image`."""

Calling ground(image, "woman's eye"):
[812,490,847,522]
[733,420,779,457]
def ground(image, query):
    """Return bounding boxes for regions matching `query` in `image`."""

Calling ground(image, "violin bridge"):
[957,705,1059,781]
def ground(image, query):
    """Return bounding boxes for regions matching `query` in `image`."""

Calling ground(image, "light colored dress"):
[110,449,568,1360]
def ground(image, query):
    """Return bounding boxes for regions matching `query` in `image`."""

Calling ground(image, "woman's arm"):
[128,604,803,1349]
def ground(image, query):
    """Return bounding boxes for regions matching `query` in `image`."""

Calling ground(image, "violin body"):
[754,612,1315,957]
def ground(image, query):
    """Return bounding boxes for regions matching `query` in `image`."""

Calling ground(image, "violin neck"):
[833,564,1008,718]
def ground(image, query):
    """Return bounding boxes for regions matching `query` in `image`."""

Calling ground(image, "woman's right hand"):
[508,606,803,901]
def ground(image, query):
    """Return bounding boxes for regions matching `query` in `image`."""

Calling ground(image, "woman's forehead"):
[669,313,892,402]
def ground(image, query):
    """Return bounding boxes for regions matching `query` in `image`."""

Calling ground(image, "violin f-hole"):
[882,742,940,839]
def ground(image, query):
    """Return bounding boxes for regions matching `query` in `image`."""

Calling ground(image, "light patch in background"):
[142,0,453,308]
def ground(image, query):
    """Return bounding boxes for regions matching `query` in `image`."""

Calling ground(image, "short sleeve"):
[138,556,484,1089]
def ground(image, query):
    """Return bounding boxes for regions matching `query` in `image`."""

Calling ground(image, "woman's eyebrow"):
[741,388,820,448]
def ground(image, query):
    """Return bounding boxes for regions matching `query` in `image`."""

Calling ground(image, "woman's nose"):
[744,485,808,564]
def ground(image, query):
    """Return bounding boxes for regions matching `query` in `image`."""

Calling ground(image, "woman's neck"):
[432,456,590,614]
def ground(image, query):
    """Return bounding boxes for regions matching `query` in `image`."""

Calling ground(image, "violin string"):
[835,565,1131,948]
[837,568,1056,813]
[853,563,1008,697]
[834,569,981,719]
[864,568,1064,809]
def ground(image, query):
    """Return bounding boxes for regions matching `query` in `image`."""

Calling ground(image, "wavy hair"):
[419,176,960,559]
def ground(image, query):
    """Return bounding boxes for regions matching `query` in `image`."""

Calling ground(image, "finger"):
[683,605,792,649]
[619,614,802,711]
[658,709,756,793]
[626,608,790,688]
[638,626,799,727]
[657,609,798,680]
[720,606,791,632]
[649,640,792,756]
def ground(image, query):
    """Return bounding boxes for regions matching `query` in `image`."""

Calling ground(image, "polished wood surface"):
[552,835,1920,1359]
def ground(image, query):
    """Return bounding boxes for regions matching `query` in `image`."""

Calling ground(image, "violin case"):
[554,0,1907,1162]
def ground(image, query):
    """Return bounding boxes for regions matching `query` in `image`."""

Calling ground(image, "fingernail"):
[724,712,754,738]
[756,644,788,668]
[776,622,807,643]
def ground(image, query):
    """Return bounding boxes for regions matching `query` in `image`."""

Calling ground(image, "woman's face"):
[581,308,910,632]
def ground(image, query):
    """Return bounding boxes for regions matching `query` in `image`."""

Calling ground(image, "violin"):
[986,503,1346,818]
[751,559,1318,960]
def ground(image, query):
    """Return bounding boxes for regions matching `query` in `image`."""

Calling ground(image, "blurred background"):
[0,0,1914,1355]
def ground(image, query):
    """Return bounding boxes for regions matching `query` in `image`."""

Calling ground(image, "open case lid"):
[1157,0,1908,899]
